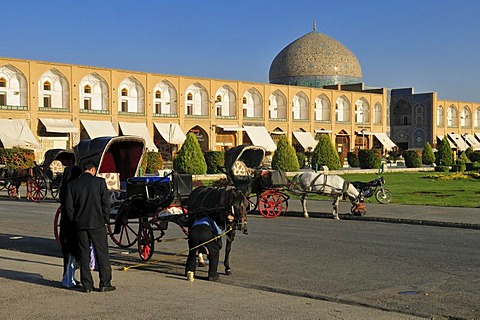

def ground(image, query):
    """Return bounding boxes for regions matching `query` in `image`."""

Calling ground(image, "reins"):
[120,225,233,272]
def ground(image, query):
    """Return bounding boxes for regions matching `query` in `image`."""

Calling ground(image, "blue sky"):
[2,0,479,102]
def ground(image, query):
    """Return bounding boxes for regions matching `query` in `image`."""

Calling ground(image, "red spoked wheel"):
[107,218,139,248]
[54,206,61,247]
[7,184,19,199]
[138,222,154,261]
[28,176,47,203]
[258,190,288,218]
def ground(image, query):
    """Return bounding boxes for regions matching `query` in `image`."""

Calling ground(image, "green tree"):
[204,151,225,174]
[358,149,381,169]
[421,142,435,165]
[173,132,207,174]
[141,151,164,174]
[403,150,422,168]
[311,134,341,170]
[435,138,453,166]
[272,136,300,172]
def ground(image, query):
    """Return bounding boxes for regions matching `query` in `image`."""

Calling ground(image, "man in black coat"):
[64,160,115,293]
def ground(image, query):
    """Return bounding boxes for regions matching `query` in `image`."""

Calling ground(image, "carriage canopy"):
[74,136,145,183]
[225,145,265,182]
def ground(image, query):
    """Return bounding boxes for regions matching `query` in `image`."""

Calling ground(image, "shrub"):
[347,151,360,167]
[272,136,300,172]
[467,150,480,162]
[204,151,225,174]
[0,147,35,169]
[451,163,466,172]
[358,149,381,169]
[456,152,471,165]
[435,138,453,166]
[296,152,307,168]
[140,151,164,175]
[434,165,450,172]
[403,150,422,168]
[422,142,435,165]
[466,162,480,171]
[311,134,341,170]
[173,132,207,174]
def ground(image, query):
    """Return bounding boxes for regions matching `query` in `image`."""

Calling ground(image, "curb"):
[252,211,480,230]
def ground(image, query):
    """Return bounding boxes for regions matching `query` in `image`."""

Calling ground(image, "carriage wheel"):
[138,222,154,261]
[258,191,284,218]
[28,176,47,203]
[107,219,139,248]
[54,206,62,247]
[246,193,259,214]
[7,184,18,198]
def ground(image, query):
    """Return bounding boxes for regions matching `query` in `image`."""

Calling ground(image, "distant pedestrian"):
[64,160,115,293]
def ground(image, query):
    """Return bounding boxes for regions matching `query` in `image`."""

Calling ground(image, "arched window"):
[0,77,6,87]
[335,96,350,122]
[187,93,193,100]
[121,88,128,96]
[461,106,472,128]
[437,106,444,127]
[216,95,222,102]
[242,97,247,104]
[374,103,382,124]
[84,85,91,94]
[314,95,330,122]
[447,105,458,127]
[155,90,161,99]
[43,81,51,91]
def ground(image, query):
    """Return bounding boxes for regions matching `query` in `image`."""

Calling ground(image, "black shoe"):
[208,274,220,281]
[83,287,92,293]
[99,285,116,292]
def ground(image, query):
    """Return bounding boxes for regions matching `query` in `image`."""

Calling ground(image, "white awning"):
[373,133,397,151]
[464,134,480,150]
[315,129,332,133]
[243,126,277,152]
[119,122,157,151]
[153,123,186,144]
[270,131,287,135]
[447,133,468,151]
[293,132,317,151]
[437,135,455,148]
[0,119,40,149]
[80,120,117,138]
[39,118,78,133]
[216,124,244,132]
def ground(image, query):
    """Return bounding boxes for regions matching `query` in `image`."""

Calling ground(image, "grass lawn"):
[339,171,480,208]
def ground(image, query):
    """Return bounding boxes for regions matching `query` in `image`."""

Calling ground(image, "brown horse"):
[2,167,32,199]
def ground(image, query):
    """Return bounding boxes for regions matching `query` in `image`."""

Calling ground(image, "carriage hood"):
[225,145,265,179]
[42,149,76,168]
[74,136,145,182]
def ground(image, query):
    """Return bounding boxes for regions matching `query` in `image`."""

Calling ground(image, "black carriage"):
[53,136,147,247]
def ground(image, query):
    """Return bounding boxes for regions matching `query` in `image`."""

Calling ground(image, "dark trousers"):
[77,226,112,289]
[185,225,220,279]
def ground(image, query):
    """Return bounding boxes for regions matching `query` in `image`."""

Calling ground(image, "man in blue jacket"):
[65,160,115,293]
[185,215,222,281]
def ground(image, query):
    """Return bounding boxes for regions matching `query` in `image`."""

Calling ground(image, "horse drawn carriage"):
[0,148,75,202]
[53,139,265,270]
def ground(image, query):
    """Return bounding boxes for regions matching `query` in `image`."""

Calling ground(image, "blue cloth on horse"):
[192,217,222,236]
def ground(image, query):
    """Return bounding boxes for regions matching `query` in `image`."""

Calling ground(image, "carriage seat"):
[97,172,125,206]
[232,160,255,181]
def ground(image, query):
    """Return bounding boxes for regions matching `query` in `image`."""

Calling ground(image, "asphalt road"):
[1,197,479,319]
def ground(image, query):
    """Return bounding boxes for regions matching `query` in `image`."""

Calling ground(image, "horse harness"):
[309,174,351,195]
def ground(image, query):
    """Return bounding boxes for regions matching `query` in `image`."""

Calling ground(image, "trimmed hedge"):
[204,151,225,174]
[403,150,422,168]
[347,151,360,167]
[358,149,381,169]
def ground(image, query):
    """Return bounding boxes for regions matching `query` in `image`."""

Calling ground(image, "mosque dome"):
[269,26,362,88]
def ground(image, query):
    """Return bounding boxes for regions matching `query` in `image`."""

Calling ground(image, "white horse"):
[290,172,364,220]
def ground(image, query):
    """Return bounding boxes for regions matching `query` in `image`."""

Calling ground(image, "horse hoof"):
[225,268,231,275]
[304,214,309,219]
